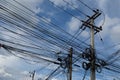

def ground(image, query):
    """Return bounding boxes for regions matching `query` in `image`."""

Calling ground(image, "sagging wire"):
[35,63,51,73]
[45,66,61,80]
[1,43,60,64]
[4,47,42,64]
[77,0,94,12]
[63,29,84,51]
[47,0,92,47]
[0,25,57,52]
[104,67,120,73]
[99,43,120,53]
[3,0,100,58]
[62,0,90,18]
[0,13,70,51]
[0,37,57,54]
[82,70,88,80]
[13,0,88,46]
[103,49,120,63]
[106,50,120,64]
[2,0,104,53]
[48,0,83,22]
[0,1,89,61]
[4,0,89,51]
[99,10,106,28]
[0,0,69,51]
[2,0,120,79]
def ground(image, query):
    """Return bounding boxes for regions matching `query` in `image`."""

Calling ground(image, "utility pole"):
[81,10,102,80]
[90,19,95,80]
[67,48,73,80]
[30,70,35,80]
[32,70,35,80]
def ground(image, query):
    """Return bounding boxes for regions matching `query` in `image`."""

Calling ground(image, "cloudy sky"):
[0,0,120,80]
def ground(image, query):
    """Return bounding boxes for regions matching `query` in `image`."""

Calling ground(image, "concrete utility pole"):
[81,10,102,80]
[90,19,95,80]
[67,48,73,80]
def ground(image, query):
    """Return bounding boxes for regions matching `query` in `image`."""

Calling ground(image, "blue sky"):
[0,0,120,80]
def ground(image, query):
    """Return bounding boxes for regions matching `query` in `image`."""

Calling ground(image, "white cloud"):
[100,15,120,37]
[52,78,58,80]
[0,55,18,67]
[96,0,120,51]
[1,0,44,30]
[98,15,120,46]
[110,25,120,43]
[0,68,12,77]
[0,53,58,80]
[67,17,81,34]
[14,0,43,13]
[0,55,16,80]
[67,17,89,38]
[0,55,33,80]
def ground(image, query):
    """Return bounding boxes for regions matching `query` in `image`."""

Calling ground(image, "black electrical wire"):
[1,0,89,50]
[2,0,104,57]
[0,37,57,54]
[105,50,120,63]
[105,63,120,72]
[0,14,70,52]
[82,70,87,80]
[60,1,105,49]
[12,0,89,49]
[0,3,101,72]
[12,0,88,46]
[0,2,88,55]
[107,56,120,65]
[100,11,106,27]
[77,0,94,12]
[63,29,84,50]
[0,21,63,52]
[35,63,51,73]
[0,25,57,52]
[45,66,61,80]
[48,0,83,22]
[108,57,120,65]
[2,43,60,64]
[0,0,120,79]
[4,47,42,63]
[99,43,120,53]
[104,67,120,73]
[3,0,117,78]
[62,0,90,17]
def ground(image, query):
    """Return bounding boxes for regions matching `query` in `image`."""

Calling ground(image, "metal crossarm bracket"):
[80,9,102,33]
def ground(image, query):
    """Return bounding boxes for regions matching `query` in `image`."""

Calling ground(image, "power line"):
[2,43,60,64]
[9,0,89,47]
[0,0,89,55]
[48,0,83,22]
[4,47,42,64]
[77,0,94,12]
[82,70,88,80]
[1,0,120,80]
[45,66,61,80]
[62,0,90,17]
[0,25,58,52]
[10,2,90,50]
